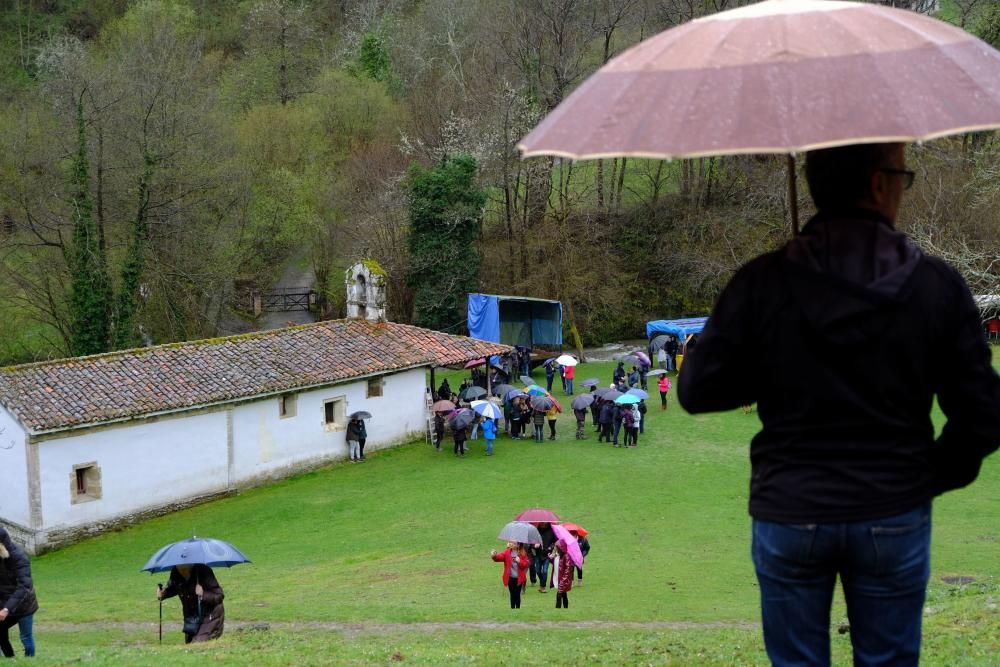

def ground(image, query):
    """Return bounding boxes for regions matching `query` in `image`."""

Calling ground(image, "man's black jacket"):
[679,209,1000,523]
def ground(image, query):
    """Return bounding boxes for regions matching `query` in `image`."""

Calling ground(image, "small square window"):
[279,393,297,419]
[367,377,383,398]
[323,397,346,430]
[70,463,102,504]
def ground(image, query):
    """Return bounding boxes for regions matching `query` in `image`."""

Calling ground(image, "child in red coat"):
[551,540,574,609]
[491,543,530,609]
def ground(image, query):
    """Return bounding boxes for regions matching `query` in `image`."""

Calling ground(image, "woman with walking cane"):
[156,564,225,643]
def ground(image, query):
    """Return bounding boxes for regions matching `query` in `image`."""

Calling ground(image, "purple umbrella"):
[631,351,651,366]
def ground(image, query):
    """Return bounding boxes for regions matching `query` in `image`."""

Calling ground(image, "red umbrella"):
[464,358,486,369]
[519,0,1000,231]
[515,508,561,523]
[560,522,589,538]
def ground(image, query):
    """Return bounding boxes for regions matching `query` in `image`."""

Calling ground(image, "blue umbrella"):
[615,393,641,405]
[141,537,251,573]
[580,378,601,387]
[626,388,649,399]
[542,357,559,367]
[525,384,548,397]
[505,389,526,403]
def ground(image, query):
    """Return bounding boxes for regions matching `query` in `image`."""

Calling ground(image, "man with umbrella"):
[680,143,1000,666]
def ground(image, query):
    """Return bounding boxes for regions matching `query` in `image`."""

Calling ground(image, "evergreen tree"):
[67,95,112,356]
[406,155,485,331]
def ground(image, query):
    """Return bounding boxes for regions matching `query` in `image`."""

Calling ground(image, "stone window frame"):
[279,393,298,419]
[323,396,347,431]
[366,376,384,398]
[70,462,102,504]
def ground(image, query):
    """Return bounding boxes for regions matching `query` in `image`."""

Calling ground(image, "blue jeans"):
[534,558,550,589]
[485,438,494,454]
[752,503,931,667]
[565,379,573,395]
[19,614,34,657]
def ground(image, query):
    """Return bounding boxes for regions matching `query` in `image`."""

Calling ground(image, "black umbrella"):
[542,357,559,367]
[531,396,555,411]
[349,411,372,420]
[448,408,476,430]
[580,378,601,387]
[621,354,640,365]
[519,375,535,386]
[602,389,624,401]
[492,383,516,397]
[571,394,595,410]
[459,386,487,401]
[142,537,251,573]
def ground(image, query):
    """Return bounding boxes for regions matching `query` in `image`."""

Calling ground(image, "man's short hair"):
[805,143,898,210]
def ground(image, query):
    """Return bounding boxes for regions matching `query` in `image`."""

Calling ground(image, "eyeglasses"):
[880,168,915,190]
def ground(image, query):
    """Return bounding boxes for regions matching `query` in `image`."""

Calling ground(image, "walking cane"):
[157,583,163,644]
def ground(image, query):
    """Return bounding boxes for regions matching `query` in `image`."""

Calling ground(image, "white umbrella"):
[555,354,578,367]
[470,400,502,420]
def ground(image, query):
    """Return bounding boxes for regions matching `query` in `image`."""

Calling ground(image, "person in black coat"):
[597,400,613,442]
[157,564,225,643]
[0,528,39,658]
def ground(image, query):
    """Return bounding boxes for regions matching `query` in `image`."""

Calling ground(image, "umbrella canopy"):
[560,522,589,538]
[649,335,671,352]
[646,368,667,377]
[580,378,601,387]
[524,384,548,397]
[555,354,578,367]
[626,388,649,400]
[498,521,543,545]
[459,386,488,402]
[464,358,486,369]
[602,389,624,401]
[431,399,456,412]
[552,523,585,568]
[519,375,535,386]
[505,389,527,403]
[542,357,560,367]
[631,351,651,366]
[142,537,251,573]
[518,0,1000,232]
[470,400,503,420]
[448,408,476,430]
[515,508,561,523]
[349,411,372,420]
[571,394,595,410]
[492,383,516,397]
[519,0,1000,160]
[615,393,641,405]
[621,354,640,365]
[531,396,556,412]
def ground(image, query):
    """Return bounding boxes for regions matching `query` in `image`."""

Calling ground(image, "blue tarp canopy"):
[646,317,709,340]
[468,294,563,347]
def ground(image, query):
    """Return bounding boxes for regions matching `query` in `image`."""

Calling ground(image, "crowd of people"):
[431,351,672,456]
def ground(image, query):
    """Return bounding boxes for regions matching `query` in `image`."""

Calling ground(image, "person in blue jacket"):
[482,416,497,456]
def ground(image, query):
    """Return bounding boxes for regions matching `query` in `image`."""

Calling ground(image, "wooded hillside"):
[1,0,998,364]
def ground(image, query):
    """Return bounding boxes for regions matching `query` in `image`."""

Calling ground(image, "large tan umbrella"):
[518,0,1000,231]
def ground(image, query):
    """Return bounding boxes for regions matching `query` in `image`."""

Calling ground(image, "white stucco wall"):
[36,411,228,529]
[230,368,427,483]
[0,407,30,527]
[29,368,428,535]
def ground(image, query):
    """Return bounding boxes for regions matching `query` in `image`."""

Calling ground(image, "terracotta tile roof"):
[0,320,511,434]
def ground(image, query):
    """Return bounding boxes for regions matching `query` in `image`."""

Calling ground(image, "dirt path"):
[45,619,757,637]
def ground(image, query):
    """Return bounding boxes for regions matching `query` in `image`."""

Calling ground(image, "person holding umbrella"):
[349,411,371,461]
[531,404,546,443]
[545,360,556,393]
[156,564,225,643]
[346,415,363,463]
[490,542,531,609]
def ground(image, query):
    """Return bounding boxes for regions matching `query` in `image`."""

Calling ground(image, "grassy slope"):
[20,357,1000,665]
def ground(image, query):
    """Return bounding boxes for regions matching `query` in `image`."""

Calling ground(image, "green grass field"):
[17,358,1000,665]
